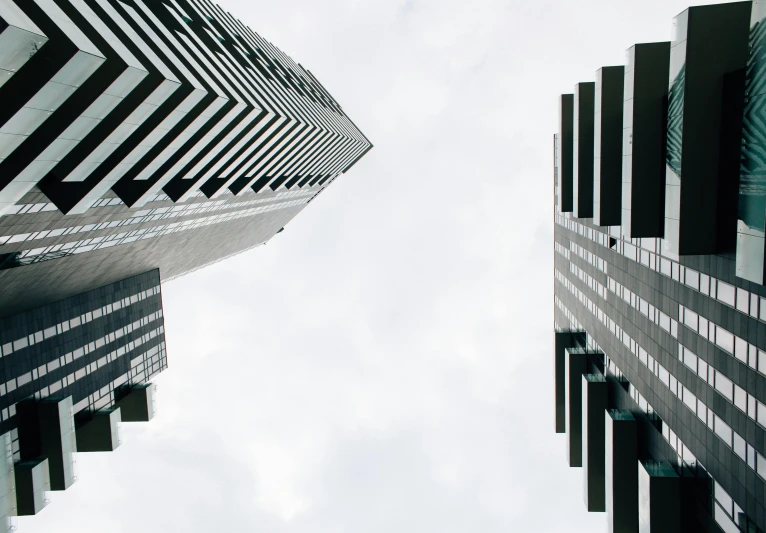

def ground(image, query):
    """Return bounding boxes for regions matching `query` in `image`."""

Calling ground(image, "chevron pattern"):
[0,0,372,216]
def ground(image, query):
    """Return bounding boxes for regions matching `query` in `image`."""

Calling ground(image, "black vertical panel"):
[573,82,595,219]
[554,330,586,433]
[559,94,574,213]
[594,66,624,227]
[664,3,751,256]
[622,42,670,239]
[582,374,607,512]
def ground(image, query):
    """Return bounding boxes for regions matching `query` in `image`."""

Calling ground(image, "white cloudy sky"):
[21,0,739,532]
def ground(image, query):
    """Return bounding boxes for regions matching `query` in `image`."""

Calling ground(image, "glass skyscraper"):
[0,0,372,316]
[554,2,766,532]
[0,0,370,529]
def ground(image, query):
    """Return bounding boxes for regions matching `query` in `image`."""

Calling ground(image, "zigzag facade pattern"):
[0,0,372,216]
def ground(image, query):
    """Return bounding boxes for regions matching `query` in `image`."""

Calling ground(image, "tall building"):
[554,2,766,533]
[0,0,370,529]
[0,0,372,316]
[0,269,165,529]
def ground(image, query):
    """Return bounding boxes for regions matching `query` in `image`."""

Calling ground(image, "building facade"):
[0,269,165,528]
[0,0,370,529]
[554,2,766,533]
[0,0,372,316]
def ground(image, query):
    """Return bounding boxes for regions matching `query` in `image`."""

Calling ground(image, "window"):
[715,373,734,402]
[717,282,736,307]
[715,327,734,354]
[736,288,749,313]
[735,337,748,364]
[733,433,747,461]
[714,416,733,447]
[734,385,747,413]
[684,309,698,330]
[686,269,700,290]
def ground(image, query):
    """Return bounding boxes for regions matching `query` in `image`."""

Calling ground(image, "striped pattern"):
[0,0,371,216]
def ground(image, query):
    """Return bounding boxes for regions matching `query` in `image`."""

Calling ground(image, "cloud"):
[19,0,737,532]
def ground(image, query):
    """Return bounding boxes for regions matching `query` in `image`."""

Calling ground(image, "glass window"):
[659,312,671,332]
[701,274,710,296]
[659,365,670,387]
[757,453,766,481]
[734,385,747,413]
[714,416,733,447]
[686,269,700,290]
[716,327,734,354]
[684,309,699,330]
[684,350,698,372]
[735,337,748,364]
[736,288,749,313]
[733,433,747,461]
[715,373,734,402]
[758,401,766,427]
[717,282,736,307]
[12,338,28,351]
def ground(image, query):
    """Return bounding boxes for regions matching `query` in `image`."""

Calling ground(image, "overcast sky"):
[20,0,741,532]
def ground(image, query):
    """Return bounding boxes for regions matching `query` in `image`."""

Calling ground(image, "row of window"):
[606,276,680,339]
[0,323,164,426]
[555,297,755,533]
[554,242,570,261]
[555,271,766,483]
[569,262,608,300]
[556,215,766,324]
[0,286,161,359]
[678,304,766,377]
[70,343,164,416]
[678,343,766,428]
[0,189,205,217]
[0,189,314,245]
[569,241,608,274]
[9,198,308,269]
[561,217,766,436]
[1,311,164,401]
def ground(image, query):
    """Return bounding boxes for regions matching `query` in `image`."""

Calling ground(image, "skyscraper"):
[0,269,165,528]
[554,2,765,532]
[0,0,372,316]
[0,0,370,529]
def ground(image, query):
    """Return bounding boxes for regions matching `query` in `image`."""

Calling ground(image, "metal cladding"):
[581,373,607,512]
[663,3,750,258]
[0,0,372,317]
[573,83,595,219]
[638,461,681,533]
[593,66,624,227]
[554,329,586,433]
[558,94,574,213]
[605,410,638,533]
[0,0,371,215]
[553,3,766,532]
[622,42,670,239]
[0,271,168,524]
